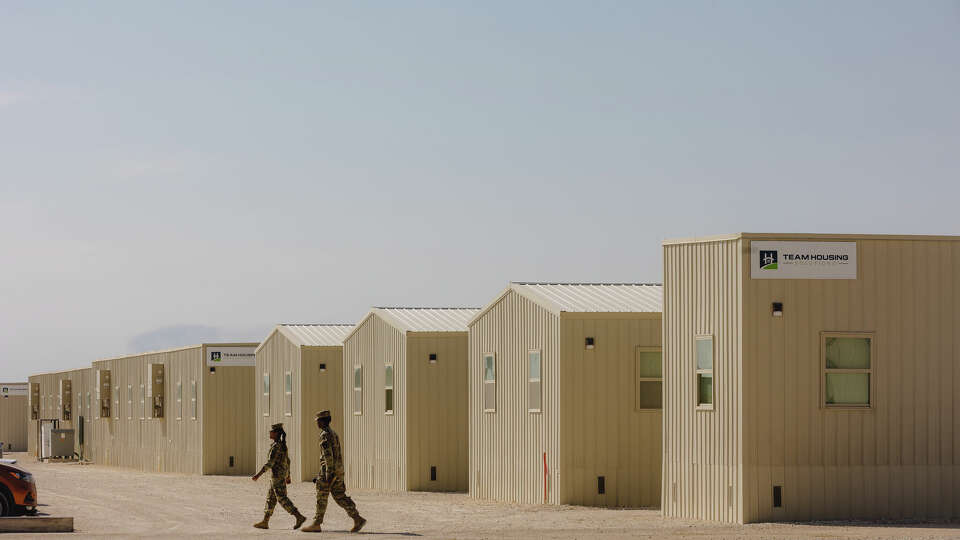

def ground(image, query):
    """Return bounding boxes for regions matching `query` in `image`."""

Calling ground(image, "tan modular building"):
[0,383,29,452]
[27,368,95,459]
[88,343,258,475]
[256,324,353,482]
[663,233,960,523]
[343,307,479,492]
[468,283,664,507]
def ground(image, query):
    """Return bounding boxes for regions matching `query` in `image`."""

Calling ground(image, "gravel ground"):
[6,453,960,539]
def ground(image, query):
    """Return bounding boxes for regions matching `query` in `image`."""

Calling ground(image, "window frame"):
[113,385,120,420]
[482,352,496,413]
[262,373,270,416]
[139,383,145,420]
[190,380,198,420]
[353,365,363,416]
[528,349,542,414]
[821,331,875,410]
[384,364,394,415]
[695,335,714,411]
[176,380,183,420]
[635,346,663,411]
[284,371,293,417]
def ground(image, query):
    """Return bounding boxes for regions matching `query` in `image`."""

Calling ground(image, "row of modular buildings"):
[19,233,960,523]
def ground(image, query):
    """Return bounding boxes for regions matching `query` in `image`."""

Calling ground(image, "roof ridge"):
[512,282,662,286]
[373,306,481,310]
[279,323,355,326]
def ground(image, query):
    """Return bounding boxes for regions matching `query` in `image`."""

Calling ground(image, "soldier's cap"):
[270,422,284,431]
[315,410,331,420]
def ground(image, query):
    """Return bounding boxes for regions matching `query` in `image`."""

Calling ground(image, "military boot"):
[301,519,323,533]
[253,514,270,529]
[293,511,307,530]
[350,516,367,533]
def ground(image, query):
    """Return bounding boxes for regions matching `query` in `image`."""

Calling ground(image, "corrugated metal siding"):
[406,334,469,492]
[560,315,662,508]
[513,283,663,314]
[92,347,205,474]
[469,290,562,504]
[0,384,28,452]
[27,369,94,459]
[202,344,256,475]
[299,346,345,483]
[741,237,960,522]
[256,328,346,482]
[256,330,301,478]
[343,314,407,491]
[662,238,744,523]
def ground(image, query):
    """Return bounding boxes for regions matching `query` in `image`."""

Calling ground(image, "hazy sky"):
[2,1,958,380]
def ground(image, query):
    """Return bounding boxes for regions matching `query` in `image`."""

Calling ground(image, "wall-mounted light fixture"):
[585,337,595,350]
[772,302,783,318]
[429,353,438,364]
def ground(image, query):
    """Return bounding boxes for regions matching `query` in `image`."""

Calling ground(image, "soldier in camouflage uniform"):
[301,410,366,533]
[252,423,307,530]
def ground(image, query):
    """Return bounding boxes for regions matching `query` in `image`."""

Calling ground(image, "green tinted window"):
[825,337,871,369]
[825,373,869,404]
[698,374,713,405]
[637,350,662,378]
[385,365,394,387]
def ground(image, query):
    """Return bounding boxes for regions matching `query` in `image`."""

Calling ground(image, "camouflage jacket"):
[318,427,344,477]
[261,441,290,479]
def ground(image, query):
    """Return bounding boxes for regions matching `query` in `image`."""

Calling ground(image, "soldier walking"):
[302,410,366,533]
[252,423,307,530]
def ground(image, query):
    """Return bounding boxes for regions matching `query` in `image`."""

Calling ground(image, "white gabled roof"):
[257,324,354,353]
[346,307,480,340]
[470,282,663,325]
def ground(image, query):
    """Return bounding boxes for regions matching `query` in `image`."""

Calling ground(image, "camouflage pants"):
[264,477,299,517]
[314,474,359,522]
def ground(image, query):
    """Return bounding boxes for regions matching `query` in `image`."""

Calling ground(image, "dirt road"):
[8,454,959,539]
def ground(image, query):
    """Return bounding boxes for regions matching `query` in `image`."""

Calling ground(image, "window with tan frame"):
[126,385,133,420]
[384,364,394,415]
[113,385,120,420]
[176,380,183,420]
[261,373,270,416]
[695,335,714,410]
[528,349,542,413]
[822,332,874,408]
[635,346,662,410]
[284,371,293,417]
[353,366,363,415]
[482,353,496,413]
[190,380,198,420]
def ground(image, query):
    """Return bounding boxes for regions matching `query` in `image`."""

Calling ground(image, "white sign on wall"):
[751,241,857,279]
[1,383,28,396]
[206,346,257,367]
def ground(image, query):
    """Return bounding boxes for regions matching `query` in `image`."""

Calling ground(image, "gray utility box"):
[50,429,75,458]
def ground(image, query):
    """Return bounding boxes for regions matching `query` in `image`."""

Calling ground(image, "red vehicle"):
[0,462,37,516]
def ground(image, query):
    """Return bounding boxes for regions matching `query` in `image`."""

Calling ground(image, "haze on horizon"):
[2,1,958,381]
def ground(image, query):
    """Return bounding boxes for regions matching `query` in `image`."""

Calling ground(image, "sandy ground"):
[5,453,959,539]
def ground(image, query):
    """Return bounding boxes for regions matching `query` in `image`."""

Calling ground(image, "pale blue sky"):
[2,1,958,379]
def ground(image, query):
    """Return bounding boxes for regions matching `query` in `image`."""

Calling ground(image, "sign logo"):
[752,241,857,280]
[210,352,222,362]
[759,250,778,270]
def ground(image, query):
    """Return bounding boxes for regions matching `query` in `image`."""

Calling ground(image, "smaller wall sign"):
[1,383,29,396]
[751,241,857,279]
[206,346,257,367]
